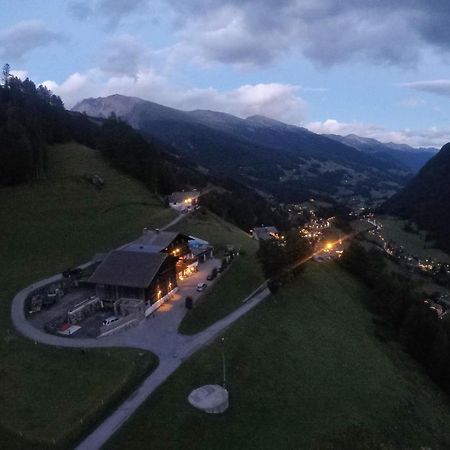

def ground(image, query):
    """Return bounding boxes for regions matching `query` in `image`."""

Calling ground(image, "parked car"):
[102,316,119,326]
[197,282,208,292]
[207,268,218,280]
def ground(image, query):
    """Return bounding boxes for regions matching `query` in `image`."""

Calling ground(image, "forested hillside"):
[382,142,450,252]
[0,65,67,185]
[0,69,287,232]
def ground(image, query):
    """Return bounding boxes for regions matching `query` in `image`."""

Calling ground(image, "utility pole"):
[221,337,226,388]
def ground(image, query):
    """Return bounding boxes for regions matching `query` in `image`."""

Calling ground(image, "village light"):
[325,242,333,251]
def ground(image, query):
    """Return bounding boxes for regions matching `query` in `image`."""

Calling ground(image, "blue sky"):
[1,0,449,147]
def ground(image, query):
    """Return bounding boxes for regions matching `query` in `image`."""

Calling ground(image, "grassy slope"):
[354,217,450,296]
[109,263,450,450]
[379,215,450,262]
[169,210,265,335]
[0,143,175,447]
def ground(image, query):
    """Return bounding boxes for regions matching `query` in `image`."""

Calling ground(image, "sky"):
[1,0,450,148]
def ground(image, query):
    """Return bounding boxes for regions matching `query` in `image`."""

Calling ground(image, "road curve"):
[9,207,270,450]
[10,211,187,350]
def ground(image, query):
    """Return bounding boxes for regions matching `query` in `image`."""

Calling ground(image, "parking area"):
[27,257,222,340]
[28,286,95,330]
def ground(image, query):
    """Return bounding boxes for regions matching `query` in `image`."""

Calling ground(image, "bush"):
[185,296,193,310]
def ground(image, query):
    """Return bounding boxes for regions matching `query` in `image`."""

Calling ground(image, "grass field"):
[0,143,175,447]
[379,215,450,262]
[169,211,265,335]
[109,262,450,449]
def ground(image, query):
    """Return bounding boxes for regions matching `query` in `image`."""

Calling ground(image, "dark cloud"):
[99,35,145,77]
[402,80,450,98]
[68,0,149,27]
[165,0,450,67]
[67,1,93,20]
[0,20,64,61]
[98,0,148,27]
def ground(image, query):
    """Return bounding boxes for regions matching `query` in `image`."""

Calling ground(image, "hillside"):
[168,209,265,334]
[326,133,436,172]
[0,142,173,448]
[382,142,450,252]
[73,95,412,207]
[109,263,450,449]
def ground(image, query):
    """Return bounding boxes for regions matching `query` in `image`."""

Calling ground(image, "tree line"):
[0,65,203,194]
[340,242,450,395]
[0,64,67,184]
[257,229,311,292]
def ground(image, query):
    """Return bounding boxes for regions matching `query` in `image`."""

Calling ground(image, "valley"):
[1,72,449,450]
[73,95,428,209]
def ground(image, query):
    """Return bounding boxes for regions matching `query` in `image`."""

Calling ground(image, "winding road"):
[10,210,270,449]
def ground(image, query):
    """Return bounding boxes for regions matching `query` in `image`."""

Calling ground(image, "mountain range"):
[325,134,436,173]
[73,95,435,207]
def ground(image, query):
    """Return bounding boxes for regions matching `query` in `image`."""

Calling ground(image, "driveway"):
[113,257,222,356]
[10,209,270,449]
[75,286,269,450]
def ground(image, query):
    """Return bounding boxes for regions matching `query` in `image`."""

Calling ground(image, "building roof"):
[253,226,279,241]
[169,191,200,204]
[122,229,190,253]
[88,250,168,288]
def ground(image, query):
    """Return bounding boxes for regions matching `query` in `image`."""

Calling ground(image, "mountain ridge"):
[73,94,414,207]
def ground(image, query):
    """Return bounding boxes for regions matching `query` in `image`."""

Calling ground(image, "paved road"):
[10,211,190,350]
[161,211,189,230]
[75,288,269,450]
[10,208,270,449]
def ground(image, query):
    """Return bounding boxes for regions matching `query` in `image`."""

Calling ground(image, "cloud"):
[43,69,307,123]
[100,35,146,77]
[162,0,450,68]
[401,80,450,98]
[0,20,63,61]
[44,71,93,106]
[398,97,426,109]
[67,1,93,20]
[306,118,448,148]
[68,0,150,27]
[177,83,307,123]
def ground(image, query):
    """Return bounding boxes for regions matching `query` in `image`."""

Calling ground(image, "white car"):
[196,283,207,292]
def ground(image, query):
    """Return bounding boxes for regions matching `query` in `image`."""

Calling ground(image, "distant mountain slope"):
[326,133,436,173]
[382,143,450,252]
[73,95,412,207]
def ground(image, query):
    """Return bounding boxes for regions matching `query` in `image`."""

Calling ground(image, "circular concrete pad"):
[188,384,229,414]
